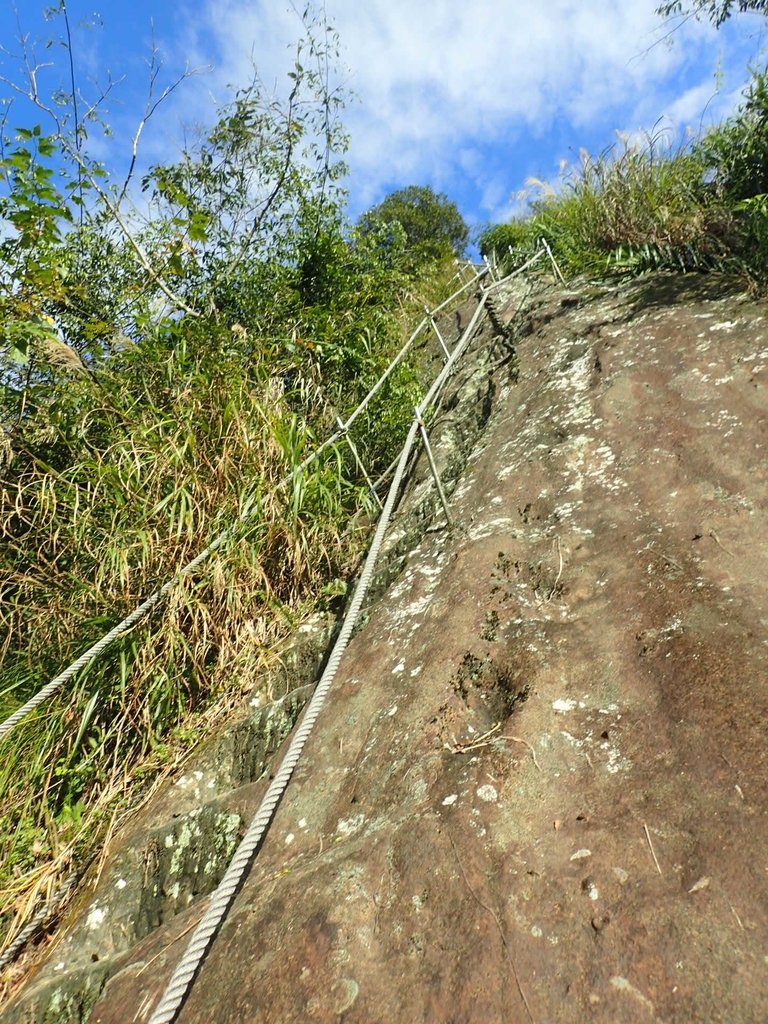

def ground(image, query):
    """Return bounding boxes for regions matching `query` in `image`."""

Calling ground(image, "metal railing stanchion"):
[336,417,383,509]
[414,408,453,528]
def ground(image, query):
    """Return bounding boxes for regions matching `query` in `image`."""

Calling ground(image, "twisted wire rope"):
[146,285,492,1024]
[3,249,536,989]
[0,268,491,743]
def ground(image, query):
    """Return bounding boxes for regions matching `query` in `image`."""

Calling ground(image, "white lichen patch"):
[570,848,592,861]
[336,814,365,837]
[442,794,458,806]
[741,346,768,365]
[418,557,448,583]
[86,905,106,931]
[115,878,127,891]
[403,594,433,619]
[560,730,585,748]
[391,660,405,675]
[552,500,582,521]
[603,744,632,775]
[476,784,498,803]
[552,698,578,713]
[410,665,423,677]
[452,478,475,501]
[387,570,416,601]
[551,352,595,428]
[709,320,739,332]
[468,516,517,540]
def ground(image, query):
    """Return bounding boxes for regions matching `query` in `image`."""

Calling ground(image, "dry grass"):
[0,252,463,977]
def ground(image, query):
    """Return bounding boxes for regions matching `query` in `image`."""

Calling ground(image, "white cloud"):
[159,0,756,221]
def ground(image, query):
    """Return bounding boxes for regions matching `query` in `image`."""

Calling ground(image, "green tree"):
[656,0,768,26]
[357,185,468,265]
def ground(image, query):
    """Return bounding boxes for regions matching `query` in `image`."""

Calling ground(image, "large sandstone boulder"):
[5,272,768,1024]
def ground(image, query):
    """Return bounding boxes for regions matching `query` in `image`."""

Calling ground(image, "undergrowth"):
[0,232,463,979]
[0,3,472,982]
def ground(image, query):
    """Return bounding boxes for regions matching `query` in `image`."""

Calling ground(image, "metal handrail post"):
[414,407,453,528]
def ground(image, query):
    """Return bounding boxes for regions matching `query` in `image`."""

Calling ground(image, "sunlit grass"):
[481,114,768,288]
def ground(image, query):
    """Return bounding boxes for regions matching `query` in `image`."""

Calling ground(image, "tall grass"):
[480,70,768,289]
[536,131,730,275]
[0,253,443,970]
[482,130,734,280]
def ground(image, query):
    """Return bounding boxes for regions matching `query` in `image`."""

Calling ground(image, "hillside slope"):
[6,270,768,1023]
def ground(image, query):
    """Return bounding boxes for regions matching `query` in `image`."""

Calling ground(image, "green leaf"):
[188,211,210,243]
[8,338,30,363]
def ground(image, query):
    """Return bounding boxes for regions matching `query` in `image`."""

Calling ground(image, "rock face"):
[5,272,768,1024]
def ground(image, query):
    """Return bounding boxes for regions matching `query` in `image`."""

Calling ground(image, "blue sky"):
[1,0,767,241]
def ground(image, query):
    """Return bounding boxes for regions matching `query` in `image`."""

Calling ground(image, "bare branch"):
[118,24,210,205]
[60,0,83,231]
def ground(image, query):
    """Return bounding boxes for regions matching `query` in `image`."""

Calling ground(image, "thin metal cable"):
[0,268,488,744]
[540,237,565,284]
[483,248,545,293]
[147,285,493,1024]
[429,267,486,317]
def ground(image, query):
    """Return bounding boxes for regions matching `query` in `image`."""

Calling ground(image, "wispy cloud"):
[156,0,759,224]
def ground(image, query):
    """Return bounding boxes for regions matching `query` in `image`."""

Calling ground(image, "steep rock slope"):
[7,272,768,1023]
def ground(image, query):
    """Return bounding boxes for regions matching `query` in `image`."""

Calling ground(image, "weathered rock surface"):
[6,272,768,1023]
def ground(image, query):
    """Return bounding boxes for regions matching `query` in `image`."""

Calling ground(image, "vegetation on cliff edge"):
[479,65,768,290]
[0,3,469,978]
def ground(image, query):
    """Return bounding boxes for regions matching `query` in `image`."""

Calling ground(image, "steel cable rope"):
[0,255,540,984]
[0,267,492,743]
[145,286,492,1024]
[483,246,546,292]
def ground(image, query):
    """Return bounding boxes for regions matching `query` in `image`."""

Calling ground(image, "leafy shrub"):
[477,221,538,263]
[695,68,768,203]
[478,66,768,288]
[519,130,727,277]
